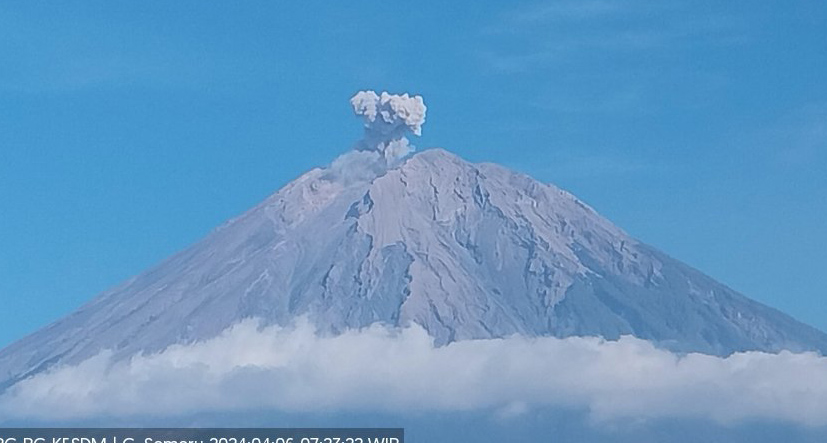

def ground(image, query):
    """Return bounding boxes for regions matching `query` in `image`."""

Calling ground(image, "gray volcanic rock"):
[2,148,826,391]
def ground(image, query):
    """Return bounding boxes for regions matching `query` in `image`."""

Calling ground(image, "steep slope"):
[2,148,826,392]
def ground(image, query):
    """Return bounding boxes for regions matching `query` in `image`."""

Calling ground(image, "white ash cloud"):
[2,319,827,426]
[323,91,426,183]
[351,90,425,158]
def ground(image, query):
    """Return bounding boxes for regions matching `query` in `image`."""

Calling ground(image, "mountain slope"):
[2,148,826,391]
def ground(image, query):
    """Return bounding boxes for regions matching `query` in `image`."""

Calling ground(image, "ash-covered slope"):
[2,148,827,391]
[2,92,826,392]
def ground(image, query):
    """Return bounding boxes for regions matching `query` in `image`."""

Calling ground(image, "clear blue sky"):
[1,1,825,348]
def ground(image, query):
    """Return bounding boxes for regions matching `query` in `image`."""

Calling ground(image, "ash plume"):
[325,90,426,183]
[351,90,426,161]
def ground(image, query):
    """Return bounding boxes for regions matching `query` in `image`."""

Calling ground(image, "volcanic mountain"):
[1,92,826,392]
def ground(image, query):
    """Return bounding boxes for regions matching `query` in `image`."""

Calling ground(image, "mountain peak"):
[406,147,463,164]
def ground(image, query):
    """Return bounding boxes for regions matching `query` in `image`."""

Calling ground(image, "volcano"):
[2,92,826,392]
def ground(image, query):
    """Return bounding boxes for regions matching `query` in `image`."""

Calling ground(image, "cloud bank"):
[324,91,426,183]
[2,319,826,426]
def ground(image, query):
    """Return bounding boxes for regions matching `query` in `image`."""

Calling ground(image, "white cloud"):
[2,318,827,426]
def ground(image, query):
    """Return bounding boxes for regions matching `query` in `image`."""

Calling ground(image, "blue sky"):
[0,0,825,348]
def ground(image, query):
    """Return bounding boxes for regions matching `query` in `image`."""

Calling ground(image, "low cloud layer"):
[323,91,426,183]
[2,319,826,426]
